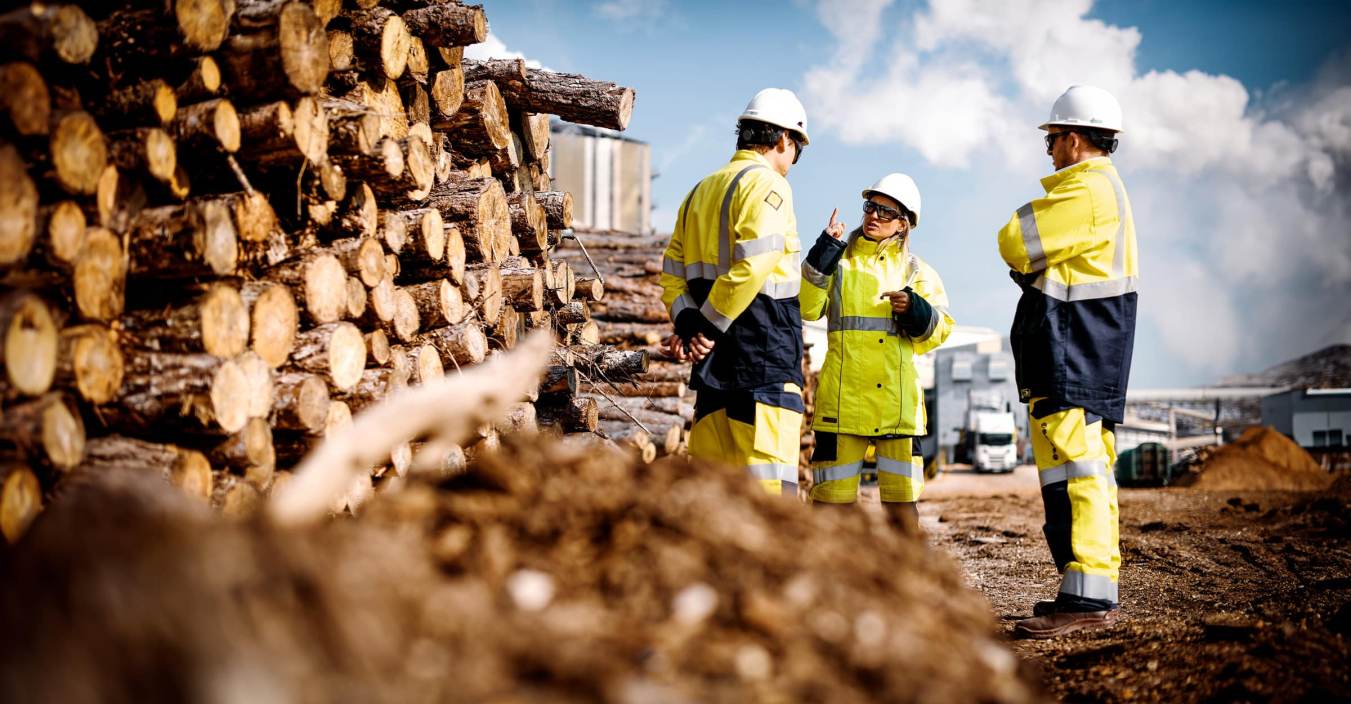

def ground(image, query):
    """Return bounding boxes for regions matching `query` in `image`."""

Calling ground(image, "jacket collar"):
[848,228,908,258]
[730,149,774,169]
[1041,155,1113,192]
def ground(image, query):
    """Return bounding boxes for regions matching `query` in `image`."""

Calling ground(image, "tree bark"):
[218,0,328,103]
[423,178,509,263]
[464,59,636,131]
[170,98,241,153]
[569,274,607,302]
[400,3,486,48]
[93,79,177,128]
[536,395,598,433]
[414,322,486,368]
[209,416,276,490]
[0,392,83,471]
[80,435,213,502]
[110,350,252,434]
[105,127,177,184]
[174,56,222,103]
[272,371,331,434]
[435,80,511,163]
[405,278,466,327]
[507,191,549,255]
[122,282,249,358]
[126,199,238,279]
[346,6,409,81]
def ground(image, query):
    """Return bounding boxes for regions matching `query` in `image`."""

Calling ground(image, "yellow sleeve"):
[660,190,695,320]
[698,171,794,332]
[910,263,954,355]
[799,272,829,321]
[997,180,1099,275]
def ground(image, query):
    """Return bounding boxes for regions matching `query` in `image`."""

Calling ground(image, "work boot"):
[1013,608,1120,639]
[1032,600,1058,617]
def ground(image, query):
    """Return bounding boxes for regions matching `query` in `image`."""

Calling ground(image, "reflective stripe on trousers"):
[809,434,922,504]
[1029,397,1120,604]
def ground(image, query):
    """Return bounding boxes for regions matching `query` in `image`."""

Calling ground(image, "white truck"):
[967,410,1018,473]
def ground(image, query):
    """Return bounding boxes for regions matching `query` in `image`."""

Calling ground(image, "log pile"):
[0,0,640,538]
[553,228,696,462]
[555,228,820,477]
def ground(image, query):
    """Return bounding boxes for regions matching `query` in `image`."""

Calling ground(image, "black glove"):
[804,230,848,277]
[674,307,723,342]
[894,287,935,338]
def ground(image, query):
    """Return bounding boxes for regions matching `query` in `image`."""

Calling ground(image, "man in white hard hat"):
[997,85,1139,638]
[658,88,808,496]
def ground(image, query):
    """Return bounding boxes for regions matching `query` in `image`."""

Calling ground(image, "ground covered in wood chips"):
[1,436,1047,704]
[922,467,1351,703]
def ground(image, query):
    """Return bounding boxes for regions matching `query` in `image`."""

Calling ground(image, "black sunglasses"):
[1044,131,1071,152]
[790,135,805,164]
[862,200,903,222]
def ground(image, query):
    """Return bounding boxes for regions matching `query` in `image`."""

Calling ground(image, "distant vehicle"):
[967,410,1018,473]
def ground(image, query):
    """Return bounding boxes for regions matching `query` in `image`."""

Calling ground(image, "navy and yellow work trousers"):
[1030,397,1121,611]
[688,383,803,496]
[808,433,923,504]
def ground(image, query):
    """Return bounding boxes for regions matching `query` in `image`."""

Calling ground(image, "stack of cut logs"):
[554,228,695,463]
[556,228,820,476]
[0,0,644,537]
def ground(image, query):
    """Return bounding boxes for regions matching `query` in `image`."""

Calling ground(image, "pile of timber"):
[555,228,821,475]
[553,228,695,462]
[0,0,641,539]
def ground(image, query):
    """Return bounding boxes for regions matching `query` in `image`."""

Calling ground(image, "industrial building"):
[549,121,652,234]
[1261,387,1351,448]
[928,330,1029,465]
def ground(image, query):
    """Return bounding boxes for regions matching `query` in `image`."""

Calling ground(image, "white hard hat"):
[1039,85,1124,134]
[862,173,921,227]
[738,88,809,144]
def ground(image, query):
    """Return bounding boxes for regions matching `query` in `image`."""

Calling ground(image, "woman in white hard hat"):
[799,174,954,533]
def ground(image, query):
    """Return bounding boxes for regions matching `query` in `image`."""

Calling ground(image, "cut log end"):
[2,292,58,397]
[73,227,126,321]
[0,464,41,543]
[249,284,298,368]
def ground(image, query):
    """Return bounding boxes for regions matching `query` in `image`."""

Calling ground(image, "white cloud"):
[802,0,1351,377]
[464,32,545,69]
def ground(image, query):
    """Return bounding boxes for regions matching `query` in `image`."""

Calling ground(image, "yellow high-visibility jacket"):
[997,156,1139,423]
[660,150,803,391]
[801,230,953,436]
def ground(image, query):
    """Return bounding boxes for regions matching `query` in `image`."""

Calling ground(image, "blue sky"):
[475,0,1351,388]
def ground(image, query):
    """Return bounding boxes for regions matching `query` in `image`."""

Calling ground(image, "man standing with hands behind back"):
[998,85,1139,639]
[659,88,808,497]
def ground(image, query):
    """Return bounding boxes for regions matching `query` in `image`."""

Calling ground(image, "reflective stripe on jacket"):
[660,150,803,391]
[997,156,1139,423]
[801,230,953,436]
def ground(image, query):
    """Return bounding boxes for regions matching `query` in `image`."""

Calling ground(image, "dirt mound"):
[1174,426,1333,491]
[0,437,1043,704]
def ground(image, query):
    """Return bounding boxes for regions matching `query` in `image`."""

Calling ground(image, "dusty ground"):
[902,465,1351,703]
